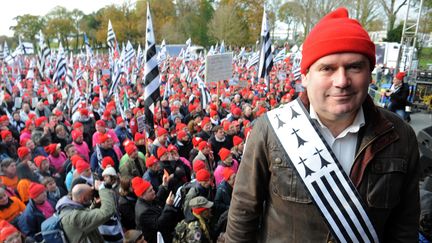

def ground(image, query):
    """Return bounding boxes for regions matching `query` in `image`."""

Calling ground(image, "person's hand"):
[162,171,171,187]
[166,191,174,206]
[94,180,102,191]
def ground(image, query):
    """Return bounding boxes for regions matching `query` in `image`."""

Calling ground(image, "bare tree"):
[379,0,408,31]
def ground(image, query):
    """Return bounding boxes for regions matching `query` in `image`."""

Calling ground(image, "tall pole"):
[395,0,411,73]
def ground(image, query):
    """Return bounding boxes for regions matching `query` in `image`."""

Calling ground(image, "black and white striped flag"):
[291,51,302,81]
[273,48,286,63]
[124,41,135,64]
[65,55,74,89]
[257,8,273,89]
[107,20,117,55]
[143,3,161,137]
[196,74,211,110]
[52,43,67,87]
[37,30,51,80]
[267,100,379,243]
[108,59,125,99]
[246,52,259,69]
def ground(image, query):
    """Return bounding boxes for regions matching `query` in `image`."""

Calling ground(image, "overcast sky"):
[0,0,120,37]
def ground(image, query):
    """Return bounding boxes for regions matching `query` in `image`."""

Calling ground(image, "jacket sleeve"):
[385,125,420,242]
[225,117,270,242]
[63,188,116,232]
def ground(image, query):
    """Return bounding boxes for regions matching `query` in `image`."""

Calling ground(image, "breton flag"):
[162,78,171,101]
[267,100,379,243]
[107,20,118,55]
[108,58,125,99]
[157,39,167,65]
[3,42,9,60]
[291,51,302,81]
[17,37,34,55]
[124,40,135,64]
[52,43,67,87]
[257,7,273,89]
[274,48,286,63]
[83,33,94,65]
[246,52,259,69]
[196,74,211,110]
[37,30,51,79]
[65,55,74,89]
[143,3,161,136]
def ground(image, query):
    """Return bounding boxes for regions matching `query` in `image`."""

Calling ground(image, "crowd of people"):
[0,34,299,242]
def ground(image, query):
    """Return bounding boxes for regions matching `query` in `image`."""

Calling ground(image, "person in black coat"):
[208,125,231,164]
[133,176,178,243]
[384,71,410,121]
[214,168,235,222]
[118,176,137,231]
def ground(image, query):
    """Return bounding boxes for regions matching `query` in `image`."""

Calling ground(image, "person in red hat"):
[133,175,177,243]
[182,169,214,221]
[120,142,146,178]
[226,7,420,243]
[142,155,162,192]
[114,116,133,151]
[0,129,19,160]
[192,141,214,173]
[89,133,120,179]
[149,127,169,157]
[196,117,212,141]
[18,182,54,242]
[92,119,120,148]
[45,143,67,173]
[0,220,24,243]
[71,129,90,162]
[384,71,411,122]
[231,135,244,162]
[72,160,93,187]
[213,148,239,186]
[214,167,235,223]
[73,108,97,148]
[208,125,231,164]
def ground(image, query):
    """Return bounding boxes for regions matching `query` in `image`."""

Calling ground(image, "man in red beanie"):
[384,71,411,122]
[120,142,146,178]
[18,182,55,242]
[149,127,169,157]
[227,7,420,242]
[183,169,214,221]
[133,175,177,243]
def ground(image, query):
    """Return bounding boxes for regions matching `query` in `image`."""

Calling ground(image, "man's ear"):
[301,73,308,87]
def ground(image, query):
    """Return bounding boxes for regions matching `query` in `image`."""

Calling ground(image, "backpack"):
[40,211,70,243]
[173,181,197,210]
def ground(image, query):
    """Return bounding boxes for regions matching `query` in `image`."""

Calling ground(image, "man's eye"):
[320,66,332,72]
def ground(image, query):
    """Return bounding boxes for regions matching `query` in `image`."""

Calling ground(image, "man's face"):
[159,134,168,144]
[215,128,225,140]
[33,191,47,204]
[143,186,156,201]
[393,77,403,86]
[66,147,77,157]
[301,53,371,122]
[23,104,30,112]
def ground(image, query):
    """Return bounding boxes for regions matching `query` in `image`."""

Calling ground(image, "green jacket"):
[56,189,116,243]
[120,153,146,178]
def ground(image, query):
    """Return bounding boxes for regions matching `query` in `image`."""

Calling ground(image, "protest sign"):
[205,53,233,83]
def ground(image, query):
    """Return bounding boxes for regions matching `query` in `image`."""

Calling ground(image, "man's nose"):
[333,68,351,88]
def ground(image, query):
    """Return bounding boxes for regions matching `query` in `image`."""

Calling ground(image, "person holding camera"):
[55,181,116,242]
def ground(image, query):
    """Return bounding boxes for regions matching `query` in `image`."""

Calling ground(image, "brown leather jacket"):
[225,97,420,243]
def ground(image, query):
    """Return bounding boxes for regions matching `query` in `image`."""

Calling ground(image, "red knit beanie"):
[76,160,90,174]
[17,146,30,159]
[70,155,82,168]
[44,143,59,155]
[0,220,19,241]
[101,157,115,169]
[198,141,210,151]
[125,143,138,156]
[131,177,151,197]
[134,132,146,142]
[157,146,168,159]
[0,130,11,140]
[29,182,46,199]
[34,156,47,168]
[157,127,168,137]
[196,169,211,182]
[233,136,243,146]
[218,148,231,161]
[300,7,375,74]
[395,72,406,80]
[177,130,187,140]
[146,155,158,168]
[71,130,83,141]
[193,160,206,172]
